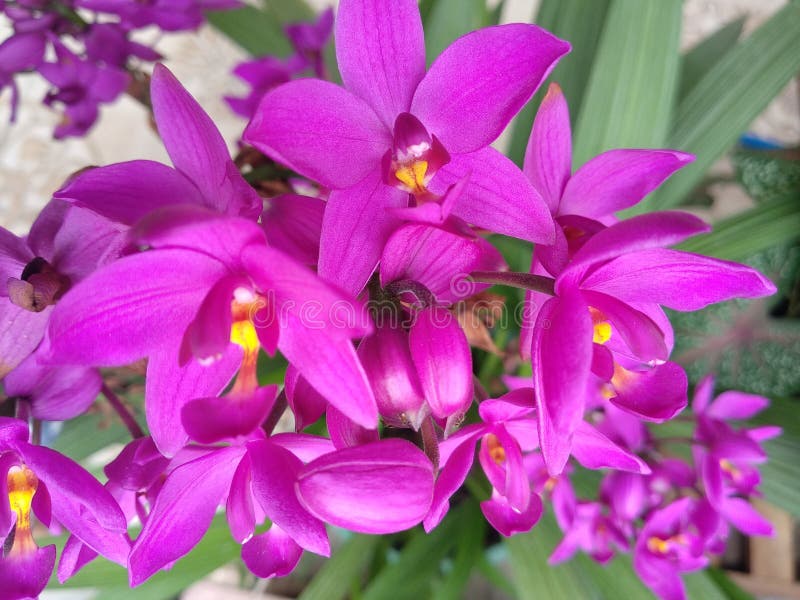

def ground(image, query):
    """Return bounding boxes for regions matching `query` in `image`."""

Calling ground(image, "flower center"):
[229,288,264,395]
[386,112,449,196]
[719,458,741,481]
[6,465,38,556]
[589,307,612,344]
[485,433,506,465]
[8,257,71,313]
[646,533,687,556]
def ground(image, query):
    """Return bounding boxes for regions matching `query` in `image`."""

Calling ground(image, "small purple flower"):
[0,32,46,121]
[0,417,129,596]
[75,0,242,31]
[285,7,334,78]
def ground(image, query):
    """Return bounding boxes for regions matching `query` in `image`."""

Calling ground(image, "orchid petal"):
[226,453,255,544]
[336,0,425,127]
[708,391,769,421]
[284,366,328,431]
[424,434,478,532]
[244,79,390,189]
[560,150,693,218]
[182,385,278,444]
[481,492,543,537]
[0,302,49,378]
[327,404,379,449]
[721,498,774,537]
[318,169,407,296]
[262,194,324,265]
[524,83,571,212]
[412,24,569,153]
[429,147,554,244]
[242,525,304,578]
[572,422,650,474]
[0,544,56,600]
[609,362,688,422]
[297,439,434,534]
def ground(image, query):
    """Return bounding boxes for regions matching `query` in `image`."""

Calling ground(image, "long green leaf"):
[424,0,488,65]
[260,0,313,24]
[299,535,380,600]
[642,2,800,212]
[507,0,610,165]
[679,17,745,100]
[361,501,477,600]
[752,397,800,518]
[676,195,800,261]
[431,507,487,600]
[207,6,292,56]
[572,0,682,166]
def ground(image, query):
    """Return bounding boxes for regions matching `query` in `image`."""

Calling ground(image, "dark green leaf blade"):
[679,17,745,100]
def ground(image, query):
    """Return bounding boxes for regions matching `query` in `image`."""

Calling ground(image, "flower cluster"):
[0,1,781,599]
[0,0,240,137]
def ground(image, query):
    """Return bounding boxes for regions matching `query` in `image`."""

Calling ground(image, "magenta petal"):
[380,223,504,304]
[721,498,774,537]
[0,302,49,378]
[55,160,206,225]
[0,452,18,538]
[279,313,377,429]
[57,535,98,582]
[336,0,425,127]
[424,434,478,532]
[581,249,777,311]
[269,433,336,464]
[572,422,650,474]
[409,306,472,420]
[242,525,303,578]
[129,446,245,586]
[318,169,407,296]
[227,453,255,544]
[412,24,570,154]
[284,366,327,431]
[262,194,324,265]
[151,64,260,218]
[532,289,592,475]
[429,147,555,244]
[0,544,56,600]
[181,273,243,362]
[15,443,126,532]
[524,83,572,212]
[0,418,29,444]
[610,362,688,422]
[145,343,241,457]
[708,391,769,421]
[327,404,379,449]
[560,211,710,288]
[244,80,391,189]
[47,248,226,366]
[481,492,543,537]
[297,439,434,534]
[182,385,278,444]
[247,440,330,556]
[560,150,693,218]
[357,324,426,429]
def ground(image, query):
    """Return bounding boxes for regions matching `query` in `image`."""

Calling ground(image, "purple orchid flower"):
[56,63,262,224]
[527,211,776,474]
[225,55,305,120]
[244,0,570,295]
[260,194,325,266]
[128,434,433,584]
[0,200,125,379]
[84,23,161,69]
[39,42,129,139]
[0,417,129,596]
[284,7,334,78]
[75,0,241,31]
[633,498,711,600]
[0,31,46,121]
[46,212,377,454]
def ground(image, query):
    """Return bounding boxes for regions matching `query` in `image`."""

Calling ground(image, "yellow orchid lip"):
[6,465,39,556]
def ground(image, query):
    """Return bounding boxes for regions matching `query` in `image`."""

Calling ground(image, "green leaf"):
[572,0,682,166]
[51,410,130,464]
[751,397,800,518]
[676,195,800,262]
[260,0,313,24]
[207,6,292,56]
[50,515,241,599]
[679,17,745,100]
[424,0,488,66]
[431,507,487,600]
[361,501,478,600]
[299,535,380,600]
[507,0,610,165]
[642,2,800,212]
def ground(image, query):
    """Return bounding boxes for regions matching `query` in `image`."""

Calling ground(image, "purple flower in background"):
[244,0,570,295]
[56,64,262,223]
[0,200,125,379]
[285,7,334,78]
[0,418,129,596]
[225,55,305,119]
[75,0,242,31]
[0,32,46,121]
[83,23,161,68]
[39,42,129,139]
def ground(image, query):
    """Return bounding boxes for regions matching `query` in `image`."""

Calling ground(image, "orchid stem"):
[263,390,288,436]
[470,271,556,296]
[102,383,144,439]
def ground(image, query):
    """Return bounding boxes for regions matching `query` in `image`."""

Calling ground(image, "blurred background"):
[1,1,799,599]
